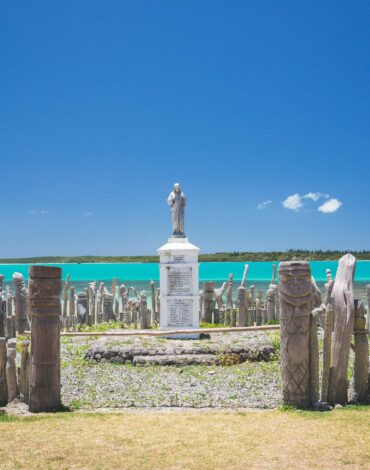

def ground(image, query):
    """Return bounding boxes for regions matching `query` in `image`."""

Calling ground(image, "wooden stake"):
[279,261,312,408]
[19,340,30,404]
[321,303,333,403]
[353,300,369,403]
[150,281,156,325]
[203,282,215,323]
[330,253,356,405]
[12,272,29,334]
[309,309,320,404]
[0,338,8,406]
[237,286,247,327]
[29,266,62,413]
[6,341,18,402]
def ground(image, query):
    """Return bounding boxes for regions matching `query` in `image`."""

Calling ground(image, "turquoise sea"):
[0,260,369,302]
[0,260,369,283]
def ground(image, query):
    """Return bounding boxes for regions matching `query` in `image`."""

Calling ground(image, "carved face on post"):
[278,262,311,306]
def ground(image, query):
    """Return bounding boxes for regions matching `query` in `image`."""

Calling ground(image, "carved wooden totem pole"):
[353,300,369,403]
[237,286,247,327]
[76,292,89,324]
[12,272,30,334]
[29,266,62,412]
[0,338,8,406]
[279,261,312,408]
[203,282,215,324]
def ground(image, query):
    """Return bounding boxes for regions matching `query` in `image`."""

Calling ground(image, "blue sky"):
[0,1,369,257]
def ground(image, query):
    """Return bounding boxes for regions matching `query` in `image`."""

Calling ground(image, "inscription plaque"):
[167,267,192,295]
[168,299,192,327]
[171,255,185,264]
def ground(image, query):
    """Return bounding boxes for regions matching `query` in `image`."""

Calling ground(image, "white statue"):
[167,183,186,238]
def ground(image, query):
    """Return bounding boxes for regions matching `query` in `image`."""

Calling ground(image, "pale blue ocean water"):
[0,261,369,301]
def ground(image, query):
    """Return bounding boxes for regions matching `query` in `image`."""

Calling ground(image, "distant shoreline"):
[0,250,369,264]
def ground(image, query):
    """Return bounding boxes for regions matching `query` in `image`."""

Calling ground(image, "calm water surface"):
[0,261,368,302]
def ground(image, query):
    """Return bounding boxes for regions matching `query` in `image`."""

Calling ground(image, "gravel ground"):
[61,333,282,410]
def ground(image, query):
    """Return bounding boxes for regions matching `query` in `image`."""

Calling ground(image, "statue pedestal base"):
[158,237,200,338]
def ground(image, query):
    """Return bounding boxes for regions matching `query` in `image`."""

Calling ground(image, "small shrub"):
[216,353,241,366]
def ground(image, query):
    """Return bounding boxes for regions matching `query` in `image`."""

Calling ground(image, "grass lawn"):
[0,407,369,469]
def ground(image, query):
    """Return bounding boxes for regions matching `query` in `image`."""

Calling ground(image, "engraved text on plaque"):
[168,299,192,327]
[167,267,192,296]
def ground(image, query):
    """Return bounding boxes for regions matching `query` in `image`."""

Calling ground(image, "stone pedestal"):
[158,237,199,337]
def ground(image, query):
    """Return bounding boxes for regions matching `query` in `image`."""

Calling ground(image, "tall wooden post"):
[255,291,262,326]
[330,253,356,405]
[148,281,155,325]
[132,302,138,329]
[97,283,105,324]
[62,274,70,329]
[114,286,120,321]
[19,340,30,403]
[0,338,7,406]
[274,289,280,322]
[353,300,369,403]
[6,346,18,402]
[156,288,160,322]
[225,274,234,325]
[198,290,204,322]
[12,272,29,334]
[321,303,334,403]
[68,286,76,331]
[119,284,127,323]
[76,292,89,324]
[250,285,255,323]
[139,291,148,329]
[102,293,115,322]
[279,261,312,408]
[29,266,62,413]
[309,309,320,404]
[88,282,97,325]
[203,282,215,324]
[237,286,247,327]
[6,287,15,338]
[0,294,5,338]
[266,285,276,322]
[367,284,370,335]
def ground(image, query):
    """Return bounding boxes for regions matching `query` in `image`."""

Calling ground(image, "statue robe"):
[167,190,186,237]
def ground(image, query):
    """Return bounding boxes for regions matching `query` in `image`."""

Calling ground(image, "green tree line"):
[0,250,369,263]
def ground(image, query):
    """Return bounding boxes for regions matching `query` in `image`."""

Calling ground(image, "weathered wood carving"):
[0,338,8,406]
[29,266,62,413]
[330,253,356,405]
[12,272,29,334]
[353,300,369,403]
[279,261,312,408]
[19,340,30,403]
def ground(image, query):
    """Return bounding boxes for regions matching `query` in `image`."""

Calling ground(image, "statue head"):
[174,183,181,193]
[278,261,311,306]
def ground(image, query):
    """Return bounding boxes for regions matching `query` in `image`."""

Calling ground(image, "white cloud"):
[282,194,303,211]
[84,211,92,216]
[29,209,50,215]
[257,200,272,210]
[283,191,341,212]
[303,192,323,201]
[318,198,342,213]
